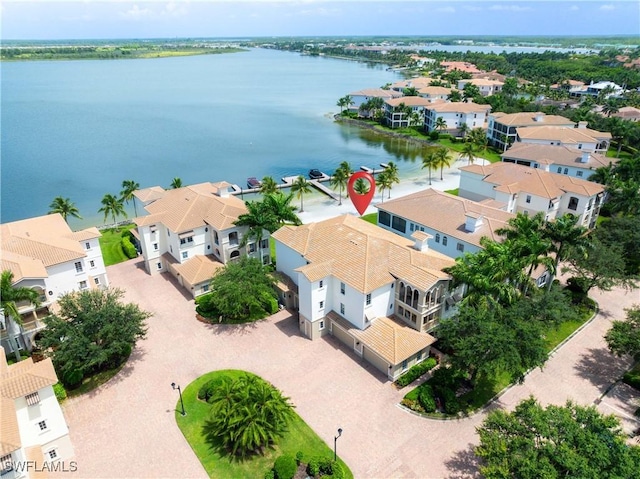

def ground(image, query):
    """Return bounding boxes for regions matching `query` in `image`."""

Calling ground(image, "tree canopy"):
[48,196,82,223]
[605,305,640,358]
[1,270,41,361]
[476,396,640,479]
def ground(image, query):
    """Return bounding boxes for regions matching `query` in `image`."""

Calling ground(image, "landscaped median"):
[174,370,353,479]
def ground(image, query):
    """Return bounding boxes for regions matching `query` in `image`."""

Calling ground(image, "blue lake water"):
[2,48,414,229]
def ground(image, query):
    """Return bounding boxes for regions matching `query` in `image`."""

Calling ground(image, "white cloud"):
[119,5,153,20]
[435,6,456,13]
[600,4,615,11]
[570,5,579,11]
[161,2,188,18]
[464,5,483,12]
[489,4,532,12]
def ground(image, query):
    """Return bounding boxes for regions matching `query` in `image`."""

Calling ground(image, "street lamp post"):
[171,382,186,416]
[333,427,343,462]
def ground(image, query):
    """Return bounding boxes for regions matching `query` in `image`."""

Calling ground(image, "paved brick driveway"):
[54,259,639,479]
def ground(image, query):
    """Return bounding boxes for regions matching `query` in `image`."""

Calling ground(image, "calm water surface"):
[2,48,422,229]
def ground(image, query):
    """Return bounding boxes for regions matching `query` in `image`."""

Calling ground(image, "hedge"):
[274,455,296,479]
[395,357,437,388]
[121,236,137,259]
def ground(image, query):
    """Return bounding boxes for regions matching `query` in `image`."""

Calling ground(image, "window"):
[168,230,170,237]
[340,282,345,295]
[202,284,209,292]
[214,232,219,245]
[391,216,407,233]
[25,392,40,406]
[378,210,391,227]
[456,243,464,252]
[366,293,371,306]
[38,420,48,431]
[442,236,448,246]
[578,144,582,149]
[319,301,324,309]
[229,232,239,246]
[402,360,408,371]
[89,260,95,268]
[526,195,531,204]
[47,449,58,460]
[577,171,583,177]
[74,261,83,273]
[260,239,268,249]
[248,243,256,253]
[79,280,87,290]
[179,236,193,245]
[94,278,100,285]
[563,168,569,175]
[153,243,158,251]
[568,197,579,211]
[157,262,162,270]
[319,320,325,330]
[182,251,188,259]
[435,234,440,243]
[230,250,240,260]
[85,242,91,250]
[319,280,324,288]
[340,303,345,315]
[557,167,562,173]
[1,455,13,475]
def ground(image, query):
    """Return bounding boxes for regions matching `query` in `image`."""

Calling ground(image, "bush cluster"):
[53,383,67,402]
[395,357,437,388]
[197,376,231,403]
[274,455,297,479]
[306,457,344,478]
[623,368,640,391]
[121,235,137,259]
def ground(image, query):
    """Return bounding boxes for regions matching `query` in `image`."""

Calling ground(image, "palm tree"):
[259,176,278,195]
[48,196,82,223]
[469,127,488,152]
[330,168,348,205]
[353,178,370,195]
[234,201,275,263]
[434,116,448,133]
[1,270,41,362]
[120,179,140,217]
[403,86,419,96]
[98,194,127,228]
[458,122,470,139]
[601,100,619,117]
[336,95,354,114]
[462,142,477,165]
[170,177,183,189]
[376,170,392,202]
[383,161,400,199]
[435,147,453,180]
[543,213,590,288]
[422,152,439,185]
[589,164,615,186]
[262,192,301,228]
[337,161,354,198]
[290,176,311,212]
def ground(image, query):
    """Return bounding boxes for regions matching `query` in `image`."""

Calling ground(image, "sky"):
[1,1,639,40]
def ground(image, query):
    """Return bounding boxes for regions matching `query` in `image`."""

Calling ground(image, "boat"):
[247,177,262,189]
[308,169,323,180]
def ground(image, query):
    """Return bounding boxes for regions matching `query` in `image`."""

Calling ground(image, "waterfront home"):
[424,101,491,134]
[383,96,433,128]
[487,112,576,151]
[133,182,269,298]
[1,346,74,476]
[389,77,434,92]
[502,143,614,180]
[376,188,515,259]
[416,86,453,102]
[550,79,586,97]
[0,214,108,356]
[272,215,460,380]
[515,122,611,154]
[459,162,605,228]
[348,87,402,111]
[440,61,483,74]
[456,78,504,96]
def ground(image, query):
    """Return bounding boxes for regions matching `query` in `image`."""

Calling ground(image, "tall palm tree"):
[329,168,348,205]
[543,213,590,289]
[48,197,82,223]
[290,176,311,212]
[259,176,278,195]
[120,179,140,217]
[469,127,488,152]
[336,95,354,114]
[353,178,370,195]
[98,194,127,228]
[434,116,448,133]
[422,152,439,185]
[435,147,453,180]
[462,142,477,165]
[337,161,354,198]
[376,170,392,202]
[234,201,275,263]
[1,270,41,362]
[262,192,301,228]
[589,164,615,186]
[458,122,470,139]
[383,161,400,199]
[170,177,183,189]
[601,100,619,117]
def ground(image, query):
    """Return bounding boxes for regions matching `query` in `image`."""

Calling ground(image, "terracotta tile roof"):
[1,214,97,281]
[173,255,223,286]
[377,188,515,247]
[491,112,575,127]
[349,88,402,99]
[612,106,640,120]
[460,163,604,199]
[460,78,504,87]
[390,77,434,89]
[24,446,49,479]
[0,395,21,455]
[503,143,614,169]
[516,125,612,144]
[385,96,433,108]
[134,182,247,233]
[133,186,166,203]
[425,101,491,114]
[273,215,454,294]
[1,358,59,400]
[440,61,482,74]
[328,312,435,365]
[417,86,453,96]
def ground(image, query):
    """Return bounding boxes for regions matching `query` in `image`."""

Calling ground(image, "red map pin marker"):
[347,171,376,216]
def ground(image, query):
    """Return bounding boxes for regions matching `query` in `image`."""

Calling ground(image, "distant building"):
[440,61,483,74]
[612,106,640,122]
[457,78,504,96]
[383,96,433,128]
[389,77,434,92]
[487,112,575,151]
[515,122,611,154]
[424,101,491,134]
[416,86,453,102]
[348,88,402,111]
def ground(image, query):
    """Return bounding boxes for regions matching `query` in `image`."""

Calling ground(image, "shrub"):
[62,369,84,389]
[318,457,333,475]
[264,470,275,479]
[418,384,437,413]
[274,455,296,479]
[121,236,137,259]
[198,376,231,403]
[53,383,67,402]
[295,451,304,465]
[623,369,640,391]
[395,357,437,388]
[332,461,345,479]
[429,131,440,140]
[440,388,461,415]
[261,291,279,315]
[307,458,320,477]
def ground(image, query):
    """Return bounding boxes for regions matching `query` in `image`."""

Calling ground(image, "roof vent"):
[534,112,544,122]
[580,152,590,163]
[465,213,483,232]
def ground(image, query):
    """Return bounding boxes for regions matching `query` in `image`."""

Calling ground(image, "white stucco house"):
[515,122,612,154]
[383,96,433,128]
[347,87,402,111]
[416,86,453,102]
[133,182,269,298]
[457,78,504,96]
[458,162,605,228]
[1,348,74,478]
[389,77,434,92]
[487,112,575,151]
[502,143,615,180]
[0,214,109,356]
[272,215,462,381]
[424,101,491,134]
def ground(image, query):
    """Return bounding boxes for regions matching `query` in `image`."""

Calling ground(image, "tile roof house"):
[459,162,605,228]
[424,101,491,134]
[502,143,615,180]
[612,106,640,122]
[457,78,504,96]
[376,188,515,258]
[416,86,453,102]
[515,122,611,154]
[348,87,403,111]
[383,96,433,128]
[389,77,434,92]
[0,348,74,477]
[1,214,109,357]
[133,182,269,298]
[487,111,576,151]
[272,215,460,380]
[440,61,483,74]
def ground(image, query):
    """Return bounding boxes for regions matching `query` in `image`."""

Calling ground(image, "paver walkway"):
[54,259,639,479]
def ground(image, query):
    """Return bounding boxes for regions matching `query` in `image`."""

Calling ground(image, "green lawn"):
[435,137,502,163]
[444,188,459,196]
[98,224,135,266]
[175,370,353,479]
[360,213,378,225]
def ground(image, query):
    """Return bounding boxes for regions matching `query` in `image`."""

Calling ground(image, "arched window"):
[230,250,240,260]
[435,234,440,243]
[405,286,413,305]
[412,290,419,309]
[399,282,405,300]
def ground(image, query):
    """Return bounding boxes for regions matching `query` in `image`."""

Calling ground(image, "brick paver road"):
[55,259,639,479]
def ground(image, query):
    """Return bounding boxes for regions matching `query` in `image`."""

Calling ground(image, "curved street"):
[54,259,639,479]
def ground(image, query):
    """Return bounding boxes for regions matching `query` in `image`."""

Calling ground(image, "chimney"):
[465,212,483,232]
[411,231,432,252]
[215,184,230,198]
[534,112,544,122]
[580,151,590,163]
[578,121,588,129]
